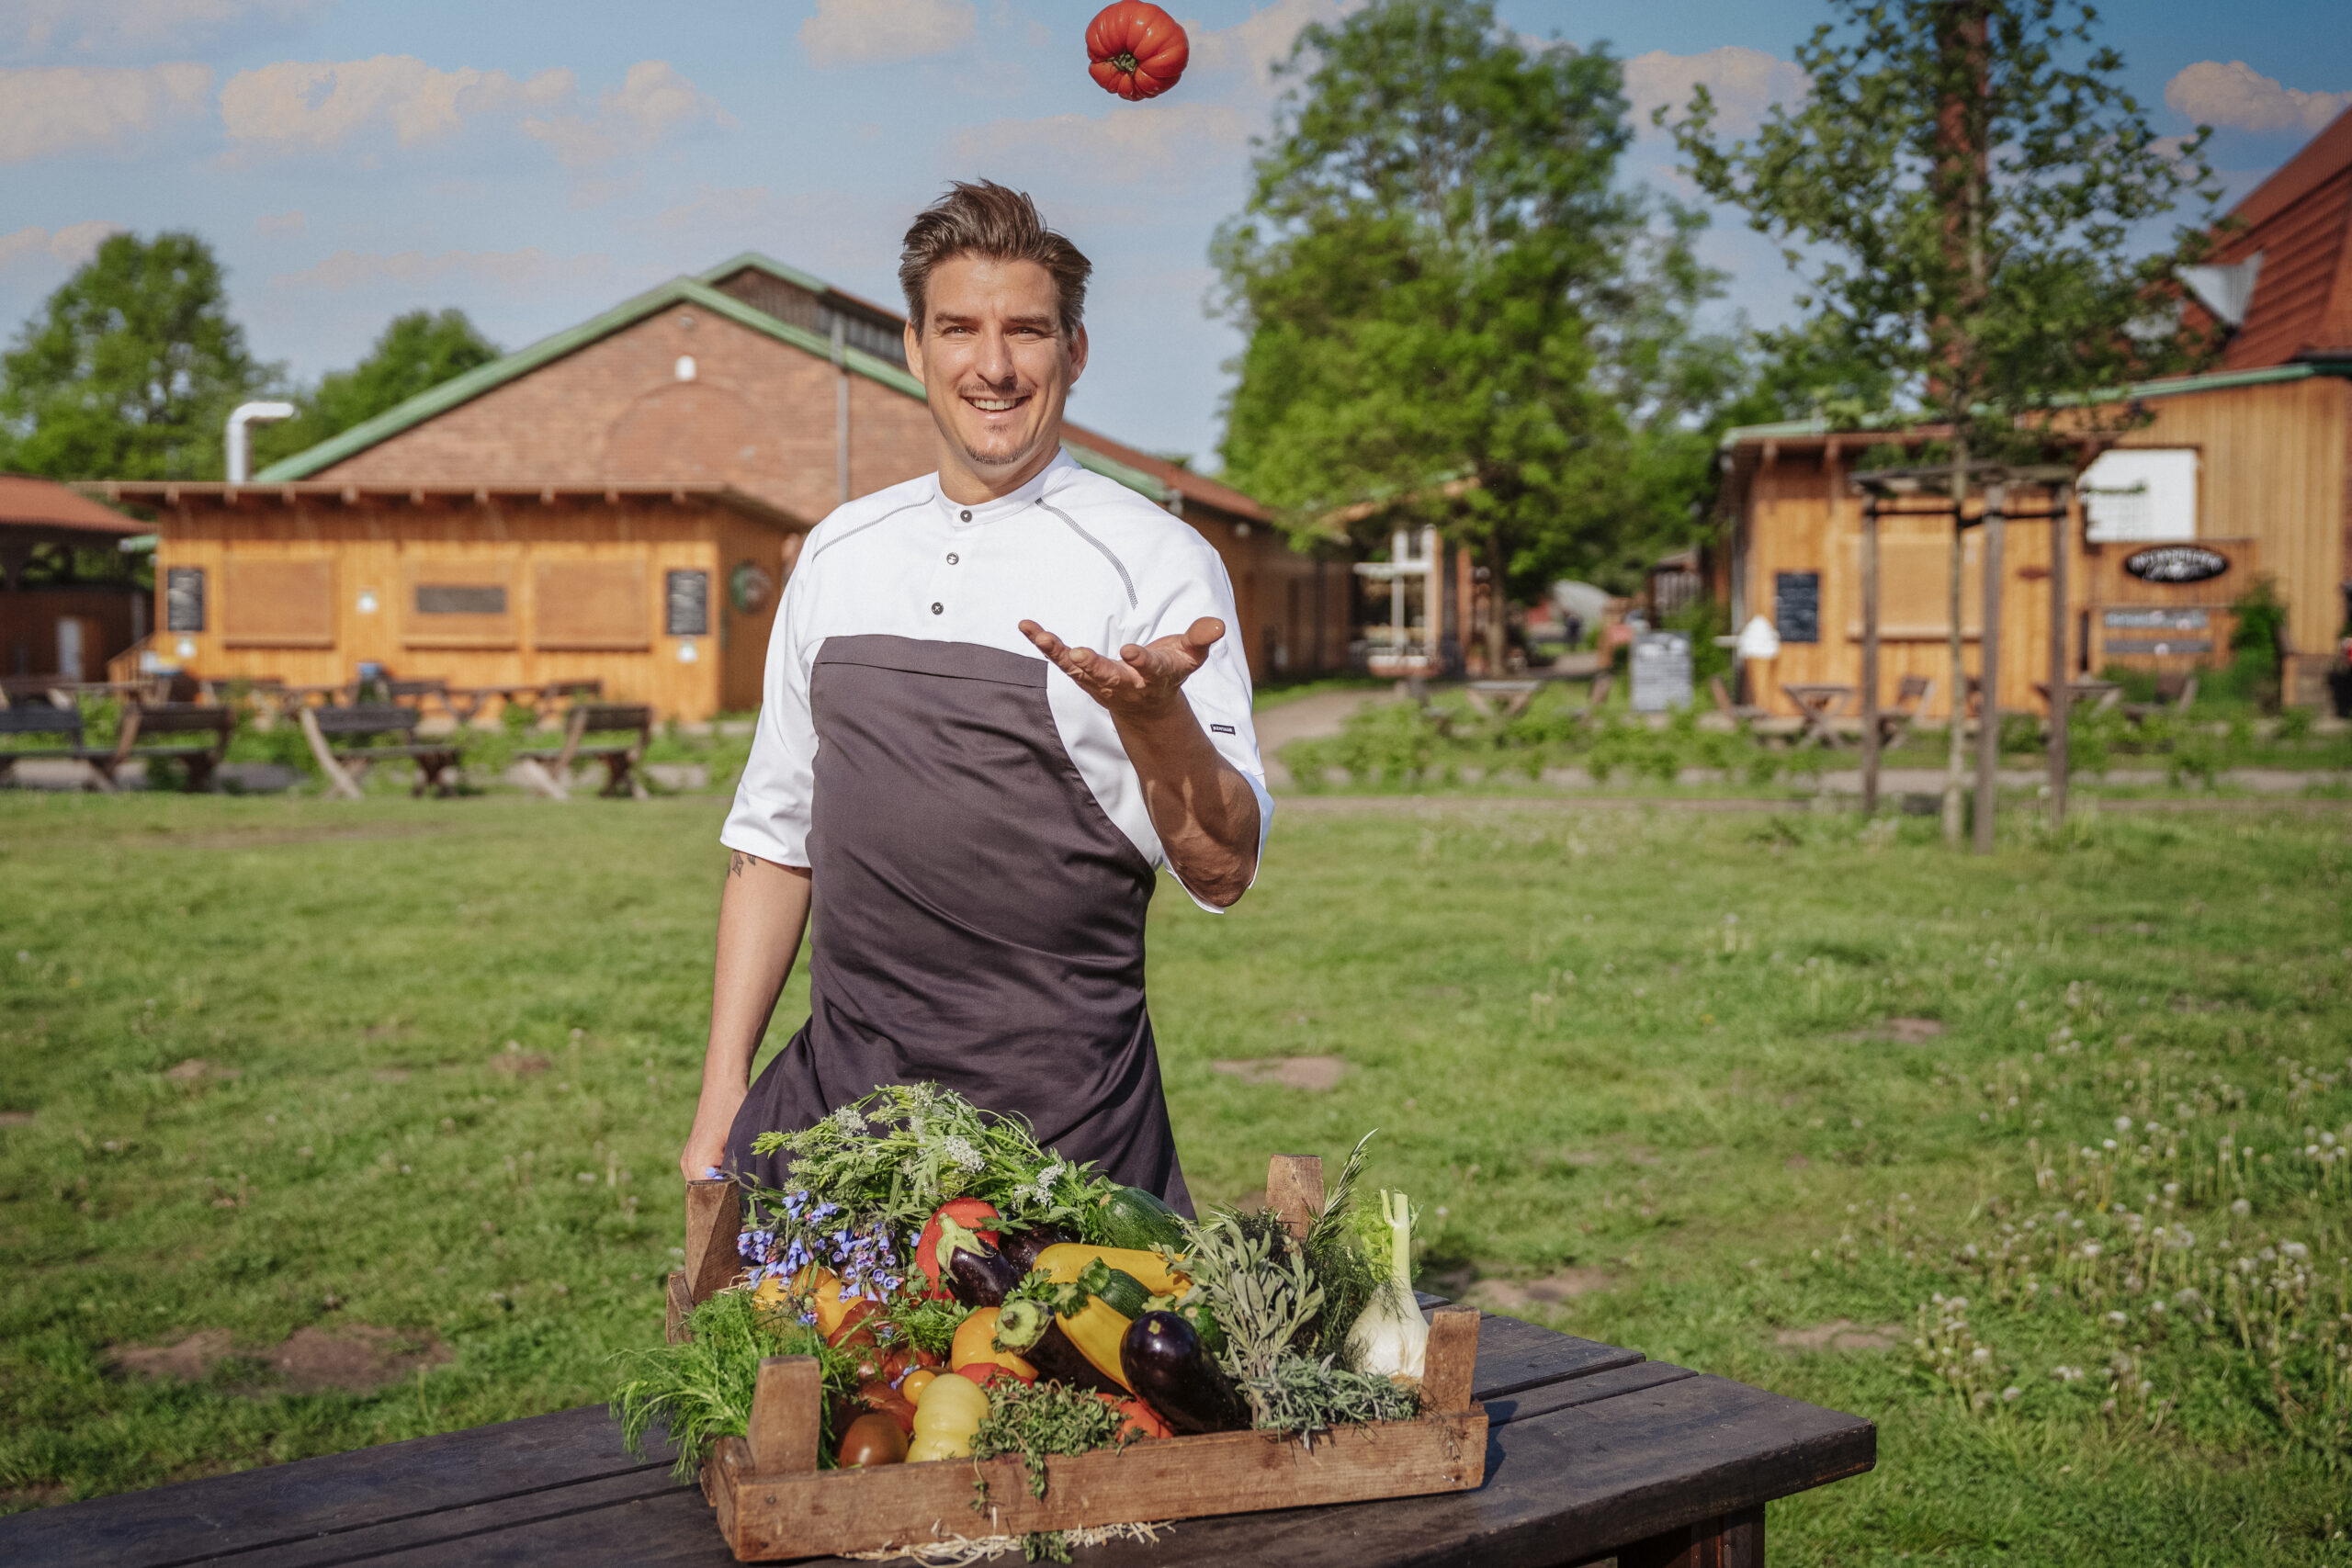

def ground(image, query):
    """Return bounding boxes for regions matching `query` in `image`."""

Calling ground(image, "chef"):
[676,181,1271,1214]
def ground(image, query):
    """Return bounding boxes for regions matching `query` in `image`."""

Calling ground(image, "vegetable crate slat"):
[662,1156,1488,1562]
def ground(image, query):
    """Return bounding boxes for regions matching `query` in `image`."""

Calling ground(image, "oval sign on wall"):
[2122,545,2229,584]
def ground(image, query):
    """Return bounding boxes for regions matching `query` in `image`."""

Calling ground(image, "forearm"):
[1114,704,1261,908]
[683,852,812,1176]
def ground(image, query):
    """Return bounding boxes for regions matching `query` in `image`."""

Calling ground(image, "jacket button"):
[931,602,944,615]
[959,509,972,523]
[946,553,959,565]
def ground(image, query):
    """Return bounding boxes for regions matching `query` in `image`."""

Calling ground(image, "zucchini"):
[993,1298,1122,1394]
[1078,1259,1152,1320]
[1092,1186,1187,1252]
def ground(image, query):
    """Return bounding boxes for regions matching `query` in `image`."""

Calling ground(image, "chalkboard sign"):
[1774,571,1821,644]
[164,567,205,632]
[1630,630,1693,713]
[665,570,710,637]
[2123,545,2228,584]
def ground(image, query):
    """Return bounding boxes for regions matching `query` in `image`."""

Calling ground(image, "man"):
[676,182,1270,1213]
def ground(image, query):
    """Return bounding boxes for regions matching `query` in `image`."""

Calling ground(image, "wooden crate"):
[662,1156,1489,1562]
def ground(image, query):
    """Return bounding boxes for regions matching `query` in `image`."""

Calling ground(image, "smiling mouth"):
[966,394,1026,412]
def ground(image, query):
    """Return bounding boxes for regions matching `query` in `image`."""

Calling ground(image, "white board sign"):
[2080,448,2197,543]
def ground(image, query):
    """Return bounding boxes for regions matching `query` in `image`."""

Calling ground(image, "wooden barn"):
[131,254,1350,713]
[1713,106,2352,717]
[1,476,148,682]
[92,482,795,720]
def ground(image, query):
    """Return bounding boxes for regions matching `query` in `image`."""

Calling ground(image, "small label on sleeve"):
[1210,723,1236,734]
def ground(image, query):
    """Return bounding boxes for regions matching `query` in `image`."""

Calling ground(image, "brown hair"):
[899,180,1091,341]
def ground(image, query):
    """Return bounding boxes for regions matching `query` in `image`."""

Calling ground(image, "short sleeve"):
[720,550,819,867]
[1139,536,1275,913]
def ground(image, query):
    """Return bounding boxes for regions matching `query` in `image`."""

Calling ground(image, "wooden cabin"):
[95,483,795,720]
[0,475,147,682]
[1715,107,2352,717]
[228,254,1350,694]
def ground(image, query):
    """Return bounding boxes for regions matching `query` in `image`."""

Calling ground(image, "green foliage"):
[0,231,275,479]
[608,1288,853,1480]
[1215,0,1739,633]
[1668,0,2222,456]
[2223,576,2290,713]
[969,1379,1127,1499]
[1664,599,1733,685]
[251,310,500,471]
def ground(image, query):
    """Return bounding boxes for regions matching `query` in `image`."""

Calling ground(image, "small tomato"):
[835,1411,907,1468]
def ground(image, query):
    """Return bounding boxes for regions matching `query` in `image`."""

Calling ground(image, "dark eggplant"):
[993,1297,1123,1394]
[935,1217,1024,1307]
[999,1224,1073,1276]
[1120,1310,1245,1435]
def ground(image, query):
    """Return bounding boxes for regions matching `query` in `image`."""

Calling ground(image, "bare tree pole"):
[1860,493,1883,815]
[1974,482,2006,853]
[1936,1,1988,849]
[1943,455,1970,845]
[2047,480,2073,826]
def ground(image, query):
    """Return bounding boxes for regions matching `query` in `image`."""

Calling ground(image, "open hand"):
[1019,616,1225,722]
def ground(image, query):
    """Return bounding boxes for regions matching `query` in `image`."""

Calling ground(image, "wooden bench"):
[518,702,652,801]
[0,705,111,788]
[0,1296,1873,1567]
[1876,674,1935,746]
[298,705,462,800]
[103,702,233,791]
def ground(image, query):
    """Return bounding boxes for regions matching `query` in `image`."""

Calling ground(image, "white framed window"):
[2080,448,2198,543]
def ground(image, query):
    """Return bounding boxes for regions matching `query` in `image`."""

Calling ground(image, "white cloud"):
[2165,61,2352,137]
[269,246,614,294]
[800,0,976,67]
[2,0,322,62]
[219,55,572,154]
[521,60,730,170]
[649,184,774,232]
[0,62,209,162]
[952,102,1248,180]
[1185,0,1351,91]
[0,220,125,269]
[1623,46,1807,138]
[254,209,305,235]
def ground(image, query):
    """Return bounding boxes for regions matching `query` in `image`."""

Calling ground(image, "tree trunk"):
[1483,529,1508,677]
[1942,436,1969,848]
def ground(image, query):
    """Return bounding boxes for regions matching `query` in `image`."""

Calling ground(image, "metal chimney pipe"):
[225,400,297,484]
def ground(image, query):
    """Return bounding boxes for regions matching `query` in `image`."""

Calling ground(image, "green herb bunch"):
[1178,1205,1418,1435]
[608,1288,857,1480]
[746,1084,1114,1240]
[968,1378,1130,1500]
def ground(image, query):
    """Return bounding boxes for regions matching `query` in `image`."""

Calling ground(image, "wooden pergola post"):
[1860,495,1883,816]
[1973,484,2006,854]
[2046,481,2073,828]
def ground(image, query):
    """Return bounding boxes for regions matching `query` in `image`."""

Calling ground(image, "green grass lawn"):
[3,790,2348,1562]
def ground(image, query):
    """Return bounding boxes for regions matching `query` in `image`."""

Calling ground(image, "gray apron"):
[726,634,1192,1213]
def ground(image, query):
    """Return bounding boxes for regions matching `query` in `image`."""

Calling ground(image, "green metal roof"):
[253,269,1169,503]
[1718,357,2352,451]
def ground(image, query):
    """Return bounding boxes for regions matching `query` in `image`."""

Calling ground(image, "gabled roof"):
[2208,103,2352,368]
[253,255,1236,513]
[0,473,141,536]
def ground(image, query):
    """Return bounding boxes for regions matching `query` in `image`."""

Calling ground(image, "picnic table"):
[1780,682,1854,747]
[0,1305,1873,1567]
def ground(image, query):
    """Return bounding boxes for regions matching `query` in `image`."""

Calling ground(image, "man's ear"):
[1067,321,1088,386]
[903,319,924,381]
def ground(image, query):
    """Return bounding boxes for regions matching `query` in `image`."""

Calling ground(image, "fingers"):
[1018,619,1068,662]
[1182,617,1226,654]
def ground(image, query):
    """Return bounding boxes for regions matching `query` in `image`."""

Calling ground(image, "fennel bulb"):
[1344,1190,1428,1379]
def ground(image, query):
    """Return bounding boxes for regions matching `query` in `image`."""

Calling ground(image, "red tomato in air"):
[1086,1,1189,100]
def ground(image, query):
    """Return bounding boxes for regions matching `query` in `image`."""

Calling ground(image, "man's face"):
[905,254,1087,488]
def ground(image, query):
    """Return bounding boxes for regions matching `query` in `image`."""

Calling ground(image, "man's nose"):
[974,328,1017,386]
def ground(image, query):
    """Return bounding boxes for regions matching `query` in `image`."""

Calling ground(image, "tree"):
[1215,0,1724,671]
[0,231,274,479]
[251,309,502,468]
[1668,0,2220,839]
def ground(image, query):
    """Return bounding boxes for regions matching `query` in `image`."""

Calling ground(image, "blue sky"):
[3,0,2346,472]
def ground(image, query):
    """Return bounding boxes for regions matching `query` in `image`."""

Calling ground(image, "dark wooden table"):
[0,1313,1872,1567]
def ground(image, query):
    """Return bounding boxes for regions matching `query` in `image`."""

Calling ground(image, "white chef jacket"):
[721,449,1273,913]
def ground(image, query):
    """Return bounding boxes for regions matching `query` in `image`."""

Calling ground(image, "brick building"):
[247,253,1351,688]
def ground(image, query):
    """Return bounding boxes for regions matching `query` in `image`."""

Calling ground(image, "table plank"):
[1470,1314,1645,1400]
[0,1408,673,1568]
[1483,1360,1697,1429]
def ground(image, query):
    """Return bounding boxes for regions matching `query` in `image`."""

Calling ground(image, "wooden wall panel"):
[149,494,775,719]
[221,558,335,647]
[535,560,650,650]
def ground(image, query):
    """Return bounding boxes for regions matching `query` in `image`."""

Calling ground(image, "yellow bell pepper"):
[906,1370,990,1461]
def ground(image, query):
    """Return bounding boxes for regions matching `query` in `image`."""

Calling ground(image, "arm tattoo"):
[728,850,759,879]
